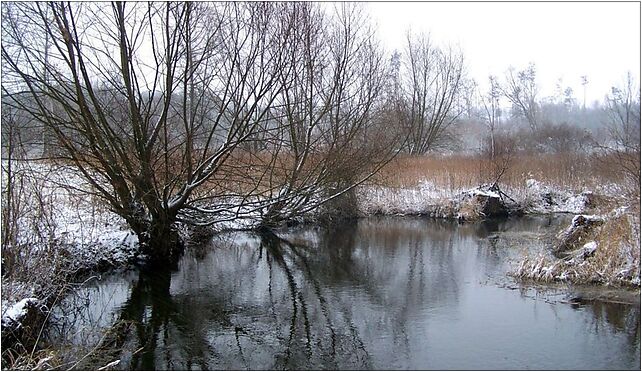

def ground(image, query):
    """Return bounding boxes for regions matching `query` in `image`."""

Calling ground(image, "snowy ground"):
[356,177,599,217]
[1,162,138,324]
[6,163,139,263]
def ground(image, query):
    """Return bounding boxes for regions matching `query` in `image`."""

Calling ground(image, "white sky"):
[366,2,641,104]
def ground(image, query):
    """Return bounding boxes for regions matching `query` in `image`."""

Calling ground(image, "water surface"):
[52,216,641,370]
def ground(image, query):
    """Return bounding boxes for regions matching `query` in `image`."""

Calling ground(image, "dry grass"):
[590,211,640,284]
[373,153,628,194]
[513,209,640,288]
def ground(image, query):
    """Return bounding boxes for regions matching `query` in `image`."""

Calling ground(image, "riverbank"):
[513,205,640,287]
[356,154,640,289]
[1,156,639,369]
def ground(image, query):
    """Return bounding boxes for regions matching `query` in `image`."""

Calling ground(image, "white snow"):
[97,360,121,370]
[358,186,433,215]
[563,240,598,264]
[1,161,139,262]
[357,176,599,218]
[1,297,39,327]
[1,161,141,316]
[525,178,539,188]
[582,241,598,252]
[469,188,500,198]
[512,178,594,214]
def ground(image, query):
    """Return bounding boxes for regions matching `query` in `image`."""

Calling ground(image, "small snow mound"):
[468,188,500,199]
[582,241,597,251]
[570,241,598,261]
[554,215,604,256]
[571,214,601,226]
[526,178,540,189]
[1,297,39,327]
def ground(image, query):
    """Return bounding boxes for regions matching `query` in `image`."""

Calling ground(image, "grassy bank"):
[513,206,640,287]
[374,152,627,193]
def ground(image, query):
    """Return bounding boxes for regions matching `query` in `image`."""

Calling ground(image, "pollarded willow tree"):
[2,1,408,265]
[2,2,291,264]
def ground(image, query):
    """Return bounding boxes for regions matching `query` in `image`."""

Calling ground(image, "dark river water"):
[51,216,641,370]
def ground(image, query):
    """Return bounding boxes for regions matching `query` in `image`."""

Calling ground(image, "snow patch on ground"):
[582,241,598,251]
[516,178,593,214]
[468,187,500,199]
[1,297,39,328]
[356,180,454,216]
[2,162,139,263]
[357,177,598,218]
[1,162,140,315]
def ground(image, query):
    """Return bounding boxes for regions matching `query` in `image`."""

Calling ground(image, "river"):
[50,216,640,370]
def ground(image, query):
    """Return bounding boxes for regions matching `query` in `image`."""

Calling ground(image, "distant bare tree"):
[2,2,290,264]
[478,75,502,160]
[401,31,466,154]
[501,63,540,131]
[476,77,516,188]
[480,131,517,188]
[601,72,641,192]
[581,75,589,110]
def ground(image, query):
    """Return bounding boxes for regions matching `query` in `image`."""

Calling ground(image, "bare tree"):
[478,75,502,160]
[581,75,589,111]
[401,31,466,154]
[501,63,540,131]
[601,72,641,192]
[256,3,400,227]
[1,104,21,275]
[2,2,290,264]
[475,76,516,188]
[479,131,517,189]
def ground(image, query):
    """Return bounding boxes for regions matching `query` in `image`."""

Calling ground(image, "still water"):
[53,217,640,370]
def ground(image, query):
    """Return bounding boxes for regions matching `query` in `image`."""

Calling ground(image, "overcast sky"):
[366,2,640,104]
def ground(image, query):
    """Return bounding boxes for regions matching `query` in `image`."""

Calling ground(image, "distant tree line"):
[470,63,639,189]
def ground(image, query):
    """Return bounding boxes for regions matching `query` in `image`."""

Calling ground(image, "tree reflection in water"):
[110,224,375,370]
[47,216,639,370]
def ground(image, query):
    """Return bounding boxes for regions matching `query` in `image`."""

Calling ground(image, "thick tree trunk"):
[140,222,184,267]
[125,212,184,268]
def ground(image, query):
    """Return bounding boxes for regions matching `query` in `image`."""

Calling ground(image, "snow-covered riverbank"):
[356,178,598,217]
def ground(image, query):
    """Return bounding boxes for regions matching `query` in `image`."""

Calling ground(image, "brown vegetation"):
[513,209,640,288]
[374,152,631,194]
